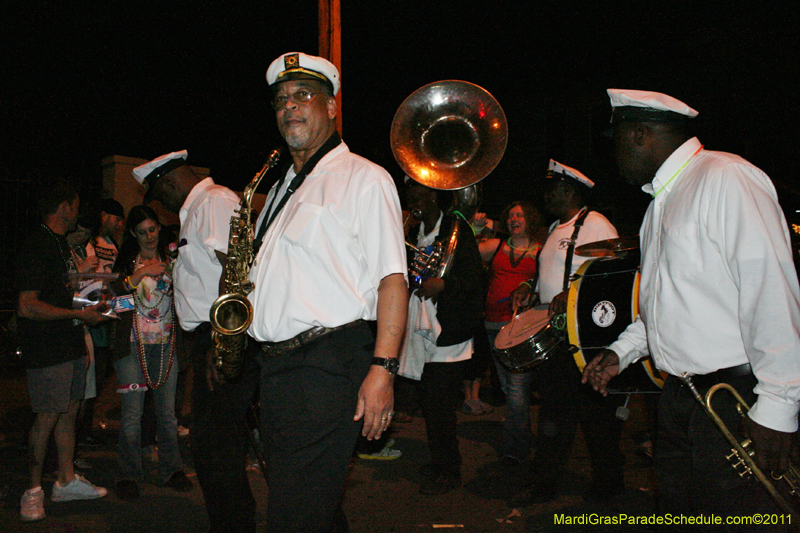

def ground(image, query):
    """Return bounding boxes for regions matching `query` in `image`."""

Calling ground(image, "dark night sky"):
[2,2,798,229]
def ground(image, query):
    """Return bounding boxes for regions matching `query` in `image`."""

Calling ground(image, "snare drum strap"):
[562,208,590,292]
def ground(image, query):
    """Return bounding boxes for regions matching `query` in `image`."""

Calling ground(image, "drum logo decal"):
[592,301,617,327]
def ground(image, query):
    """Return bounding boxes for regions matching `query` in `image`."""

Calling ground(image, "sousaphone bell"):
[391,80,508,192]
[391,80,508,284]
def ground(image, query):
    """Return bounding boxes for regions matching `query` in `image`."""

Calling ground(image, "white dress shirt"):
[247,142,406,343]
[173,178,240,332]
[609,137,800,432]
[537,210,618,304]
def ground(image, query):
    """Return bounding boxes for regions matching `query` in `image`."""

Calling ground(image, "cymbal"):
[575,236,639,257]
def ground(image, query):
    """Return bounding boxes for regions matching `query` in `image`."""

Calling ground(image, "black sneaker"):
[115,480,140,500]
[418,469,461,495]
[508,481,557,507]
[163,471,193,493]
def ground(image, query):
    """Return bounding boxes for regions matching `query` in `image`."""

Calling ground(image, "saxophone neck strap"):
[253,132,342,255]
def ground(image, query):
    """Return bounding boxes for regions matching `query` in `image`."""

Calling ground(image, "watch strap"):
[371,357,399,374]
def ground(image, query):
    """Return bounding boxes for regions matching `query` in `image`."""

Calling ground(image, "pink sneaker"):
[20,488,45,522]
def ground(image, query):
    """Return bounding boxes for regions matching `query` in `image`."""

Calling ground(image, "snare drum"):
[566,254,666,392]
[494,306,564,373]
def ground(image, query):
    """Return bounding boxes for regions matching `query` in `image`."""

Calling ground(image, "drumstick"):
[508,300,520,336]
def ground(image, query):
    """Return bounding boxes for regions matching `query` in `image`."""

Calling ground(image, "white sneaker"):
[51,474,108,502]
[20,488,45,522]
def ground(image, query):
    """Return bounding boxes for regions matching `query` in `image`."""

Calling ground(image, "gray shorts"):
[26,357,87,413]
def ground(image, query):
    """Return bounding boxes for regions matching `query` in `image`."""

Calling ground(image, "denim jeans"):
[114,344,182,483]
[487,323,534,461]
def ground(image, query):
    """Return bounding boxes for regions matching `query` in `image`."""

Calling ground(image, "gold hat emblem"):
[284,53,300,70]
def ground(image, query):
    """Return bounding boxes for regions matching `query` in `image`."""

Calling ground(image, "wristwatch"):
[371,357,399,375]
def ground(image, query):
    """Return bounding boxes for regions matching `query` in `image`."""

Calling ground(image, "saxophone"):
[209,148,283,379]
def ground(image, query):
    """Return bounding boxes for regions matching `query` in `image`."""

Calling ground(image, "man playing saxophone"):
[133,151,260,533]
[583,89,800,524]
[245,52,407,533]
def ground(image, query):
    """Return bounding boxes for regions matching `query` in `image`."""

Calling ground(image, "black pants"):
[256,322,373,533]
[656,374,784,531]
[420,360,466,473]
[189,325,260,533]
[532,346,625,491]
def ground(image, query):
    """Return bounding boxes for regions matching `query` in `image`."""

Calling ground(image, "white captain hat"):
[608,89,699,123]
[266,52,340,96]
[547,159,594,188]
[132,150,188,203]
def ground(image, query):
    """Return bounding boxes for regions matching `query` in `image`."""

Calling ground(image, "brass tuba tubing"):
[680,375,800,516]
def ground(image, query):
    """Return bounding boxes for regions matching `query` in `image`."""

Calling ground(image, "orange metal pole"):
[319,0,342,134]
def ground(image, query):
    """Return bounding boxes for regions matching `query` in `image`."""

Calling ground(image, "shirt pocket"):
[661,221,704,278]
[282,202,324,246]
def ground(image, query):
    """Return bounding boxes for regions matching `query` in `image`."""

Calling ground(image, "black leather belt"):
[260,320,365,357]
[679,362,753,391]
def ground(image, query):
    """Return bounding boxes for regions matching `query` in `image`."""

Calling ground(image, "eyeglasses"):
[272,89,324,110]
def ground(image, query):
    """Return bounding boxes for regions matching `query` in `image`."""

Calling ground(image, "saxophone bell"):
[209,292,253,336]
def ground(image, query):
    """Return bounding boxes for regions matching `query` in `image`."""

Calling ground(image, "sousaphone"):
[391,80,508,282]
[391,80,508,191]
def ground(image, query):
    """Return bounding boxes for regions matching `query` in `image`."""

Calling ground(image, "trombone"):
[680,375,800,517]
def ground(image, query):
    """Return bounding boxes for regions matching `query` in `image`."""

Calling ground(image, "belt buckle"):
[262,341,288,357]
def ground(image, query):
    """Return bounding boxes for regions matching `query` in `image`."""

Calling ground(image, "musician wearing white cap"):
[584,89,800,519]
[132,151,261,532]
[247,52,407,532]
[508,161,625,507]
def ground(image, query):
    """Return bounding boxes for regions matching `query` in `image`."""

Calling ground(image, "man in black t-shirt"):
[16,179,110,523]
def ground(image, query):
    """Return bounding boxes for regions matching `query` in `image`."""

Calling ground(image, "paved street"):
[0,355,657,533]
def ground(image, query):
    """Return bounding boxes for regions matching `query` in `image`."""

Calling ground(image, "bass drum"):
[566,253,665,393]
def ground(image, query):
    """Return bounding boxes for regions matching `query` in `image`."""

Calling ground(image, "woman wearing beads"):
[111,205,191,499]
[476,201,547,465]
